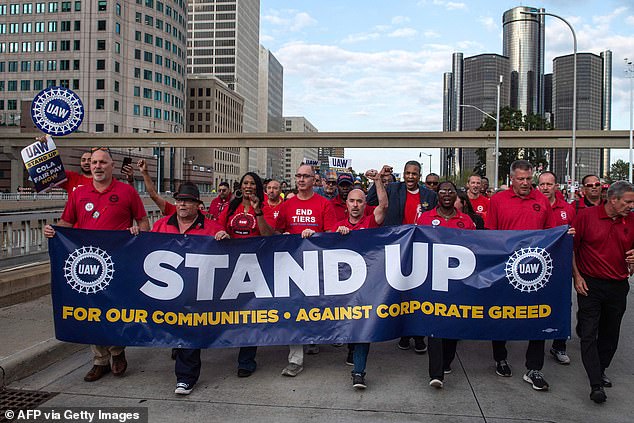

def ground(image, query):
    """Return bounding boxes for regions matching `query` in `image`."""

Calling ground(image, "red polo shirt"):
[335,214,379,231]
[486,188,554,230]
[573,205,634,281]
[59,170,92,193]
[551,195,575,227]
[61,179,146,230]
[275,193,336,234]
[152,211,222,236]
[416,209,475,230]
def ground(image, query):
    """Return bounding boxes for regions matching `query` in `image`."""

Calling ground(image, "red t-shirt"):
[335,214,379,231]
[573,205,634,281]
[416,209,476,230]
[262,199,283,227]
[152,211,223,236]
[551,196,575,227]
[61,179,147,230]
[275,193,336,234]
[469,195,489,217]
[207,196,230,220]
[486,188,555,230]
[218,203,262,238]
[59,170,92,193]
[402,190,421,224]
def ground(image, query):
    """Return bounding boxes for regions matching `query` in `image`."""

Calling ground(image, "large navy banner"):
[49,225,572,348]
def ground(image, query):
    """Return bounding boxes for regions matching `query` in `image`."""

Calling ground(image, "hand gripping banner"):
[49,225,572,348]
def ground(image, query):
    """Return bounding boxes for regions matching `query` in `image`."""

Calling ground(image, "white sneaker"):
[429,378,444,389]
[550,348,571,365]
[174,382,194,395]
[281,363,303,377]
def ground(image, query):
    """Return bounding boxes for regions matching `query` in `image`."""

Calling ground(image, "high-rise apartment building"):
[283,116,318,183]
[187,0,259,174]
[0,0,187,133]
[257,45,284,179]
[551,51,612,180]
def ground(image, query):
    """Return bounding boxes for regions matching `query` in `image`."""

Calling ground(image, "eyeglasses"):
[584,182,601,188]
[325,181,337,185]
[425,181,439,186]
[295,174,314,179]
[438,189,456,195]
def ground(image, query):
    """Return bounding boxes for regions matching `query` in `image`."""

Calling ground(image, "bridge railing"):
[0,207,164,265]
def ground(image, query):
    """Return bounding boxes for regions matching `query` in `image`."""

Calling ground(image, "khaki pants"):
[91,345,125,366]
[288,345,303,366]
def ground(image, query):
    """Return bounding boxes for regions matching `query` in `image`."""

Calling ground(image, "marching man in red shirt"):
[44,148,149,383]
[334,169,388,390]
[467,174,489,222]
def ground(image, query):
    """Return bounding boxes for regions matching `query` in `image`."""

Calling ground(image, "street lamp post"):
[523,9,577,195]
[420,152,432,175]
[626,58,633,183]
[459,93,502,190]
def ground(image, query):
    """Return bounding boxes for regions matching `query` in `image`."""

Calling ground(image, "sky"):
[259,0,634,175]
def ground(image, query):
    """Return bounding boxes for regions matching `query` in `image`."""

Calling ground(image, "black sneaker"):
[237,368,253,378]
[352,372,366,389]
[345,350,354,366]
[397,337,411,350]
[523,370,549,391]
[495,360,512,377]
[174,382,194,395]
[590,386,607,403]
[414,337,427,354]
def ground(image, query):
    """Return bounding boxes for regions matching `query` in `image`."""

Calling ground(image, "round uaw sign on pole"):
[31,86,84,136]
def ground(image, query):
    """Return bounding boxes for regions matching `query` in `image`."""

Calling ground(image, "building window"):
[0,5,7,14]
[36,22,44,32]
[22,42,32,52]
[60,20,71,31]
[47,60,56,70]
[97,20,106,31]
[60,40,70,50]
[114,100,119,111]
[144,51,152,62]
[59,79,69,88]
[96,99,104,109]
[61,1,71,12]
[133,104,140,115]
[97,40,105,50]
[145,0,153,7]
[143,88,151,98]
[74,1,80,11]
[154,90,161,101]
[113,125,118,133]
[134,67,140,78]
[8,100,18,110]
[48,40,57,51]
[154,108,161,119]
[74,20,80,30]
[114,42,120,53]
[34,60,43,71]
[135,12,141,23]
[96,79,105,89]
[133,86,140,96]
[144,33,153,44]
[73,40,80,50]
[73,59,79,70]
[10,23,19,33]
[134,49,141,60]
[22,22,32,33]
[10,4,20,14]
[48,2,58,13]
[21,80,31,91]
[144,15,153,26]
[23,3,33,13]
[143,106,151,117]
[97,0,106,11]
[59,59,69,70]
[114,80,119,92]
[115,2,120,16]
[72,79,79,89]
[8,81,17,91]
[34,80,43,90]
[48,21,57,32]
[96,59,105,70]
[143,69,152,80]
[21,61,31,72]
[135,30,141,41]
[95,123,104,132]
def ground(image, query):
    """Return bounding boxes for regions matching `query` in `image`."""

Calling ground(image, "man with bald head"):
[335,168,388,389]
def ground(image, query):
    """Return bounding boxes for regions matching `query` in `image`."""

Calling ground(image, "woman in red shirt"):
[216,172,272,378]
[416,181,475,389]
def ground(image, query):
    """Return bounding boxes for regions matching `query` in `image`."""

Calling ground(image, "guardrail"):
[0,207,164,265]
[0,192,69,201]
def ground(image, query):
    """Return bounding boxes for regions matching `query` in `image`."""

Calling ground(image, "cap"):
[337,173,354,185]
[173,182,203,203]
[325,170,338,182]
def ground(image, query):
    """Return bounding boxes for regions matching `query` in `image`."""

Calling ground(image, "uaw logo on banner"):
[64,246,114,294]
[48,225,573,348]
[31,86,84,136]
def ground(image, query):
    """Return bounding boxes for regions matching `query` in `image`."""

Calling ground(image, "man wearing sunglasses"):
[424,173,440,192]
[576,175,605,211]
[208,182,231,220]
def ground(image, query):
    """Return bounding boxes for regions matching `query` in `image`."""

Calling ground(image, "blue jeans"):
[351,343,370,374]
[175,348,201,384]
[238,346,257,372]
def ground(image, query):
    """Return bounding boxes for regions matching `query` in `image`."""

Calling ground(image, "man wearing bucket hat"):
[152,182,229,396]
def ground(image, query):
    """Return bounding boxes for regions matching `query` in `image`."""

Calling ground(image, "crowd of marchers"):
[41,139,634,405]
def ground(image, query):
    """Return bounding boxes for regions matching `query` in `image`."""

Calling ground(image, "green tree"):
[474,107,550,183]
[605,159,630,183]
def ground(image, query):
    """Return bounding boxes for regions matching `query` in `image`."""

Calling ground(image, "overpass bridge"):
[1,130,631,191]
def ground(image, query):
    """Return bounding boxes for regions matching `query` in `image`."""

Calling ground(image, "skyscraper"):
[502,6,545,117]
[551,51,612,180]
[187,0,260,173]
[283,117,318,183]
[257,45,284,179]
